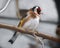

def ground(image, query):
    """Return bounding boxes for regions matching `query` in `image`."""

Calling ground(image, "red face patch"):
[37,7,41,14]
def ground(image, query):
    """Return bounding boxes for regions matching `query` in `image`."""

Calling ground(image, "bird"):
[8,6,41,44]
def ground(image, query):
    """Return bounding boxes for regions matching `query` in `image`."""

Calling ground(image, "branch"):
[0,24,60,43]
[16,0,21,18]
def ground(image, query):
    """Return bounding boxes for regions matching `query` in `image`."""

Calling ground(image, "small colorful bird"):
[8,6,41,44]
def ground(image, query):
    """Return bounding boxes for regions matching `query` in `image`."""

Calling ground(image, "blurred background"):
[0,0,60,48]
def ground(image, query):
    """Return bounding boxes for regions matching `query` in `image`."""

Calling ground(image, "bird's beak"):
[40,13,43,14]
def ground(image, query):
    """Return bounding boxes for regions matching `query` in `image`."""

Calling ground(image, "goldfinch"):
[8,6,41,44]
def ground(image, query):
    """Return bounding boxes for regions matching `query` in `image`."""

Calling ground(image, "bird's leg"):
[32,29,39,47]
[32,30,44,48]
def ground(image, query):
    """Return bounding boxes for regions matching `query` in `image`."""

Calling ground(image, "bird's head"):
[27,6,41,18]
[32,6,41,15]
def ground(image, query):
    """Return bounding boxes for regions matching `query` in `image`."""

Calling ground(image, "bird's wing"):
[18,16,31,28]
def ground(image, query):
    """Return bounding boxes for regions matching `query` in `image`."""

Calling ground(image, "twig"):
[0,24,60,43]
[16,0,21,18]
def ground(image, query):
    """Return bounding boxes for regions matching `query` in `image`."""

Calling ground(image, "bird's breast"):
[23,17,39,30]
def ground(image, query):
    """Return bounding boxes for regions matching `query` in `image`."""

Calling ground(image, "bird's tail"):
[8,31,20,44]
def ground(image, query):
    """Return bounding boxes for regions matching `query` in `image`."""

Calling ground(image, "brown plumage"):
[28,9,36,18]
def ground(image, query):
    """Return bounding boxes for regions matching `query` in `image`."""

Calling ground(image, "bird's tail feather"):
[8,31,20,44]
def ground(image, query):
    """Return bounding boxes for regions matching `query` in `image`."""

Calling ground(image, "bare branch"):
[0,24,60,43]
[16,0,21,18]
